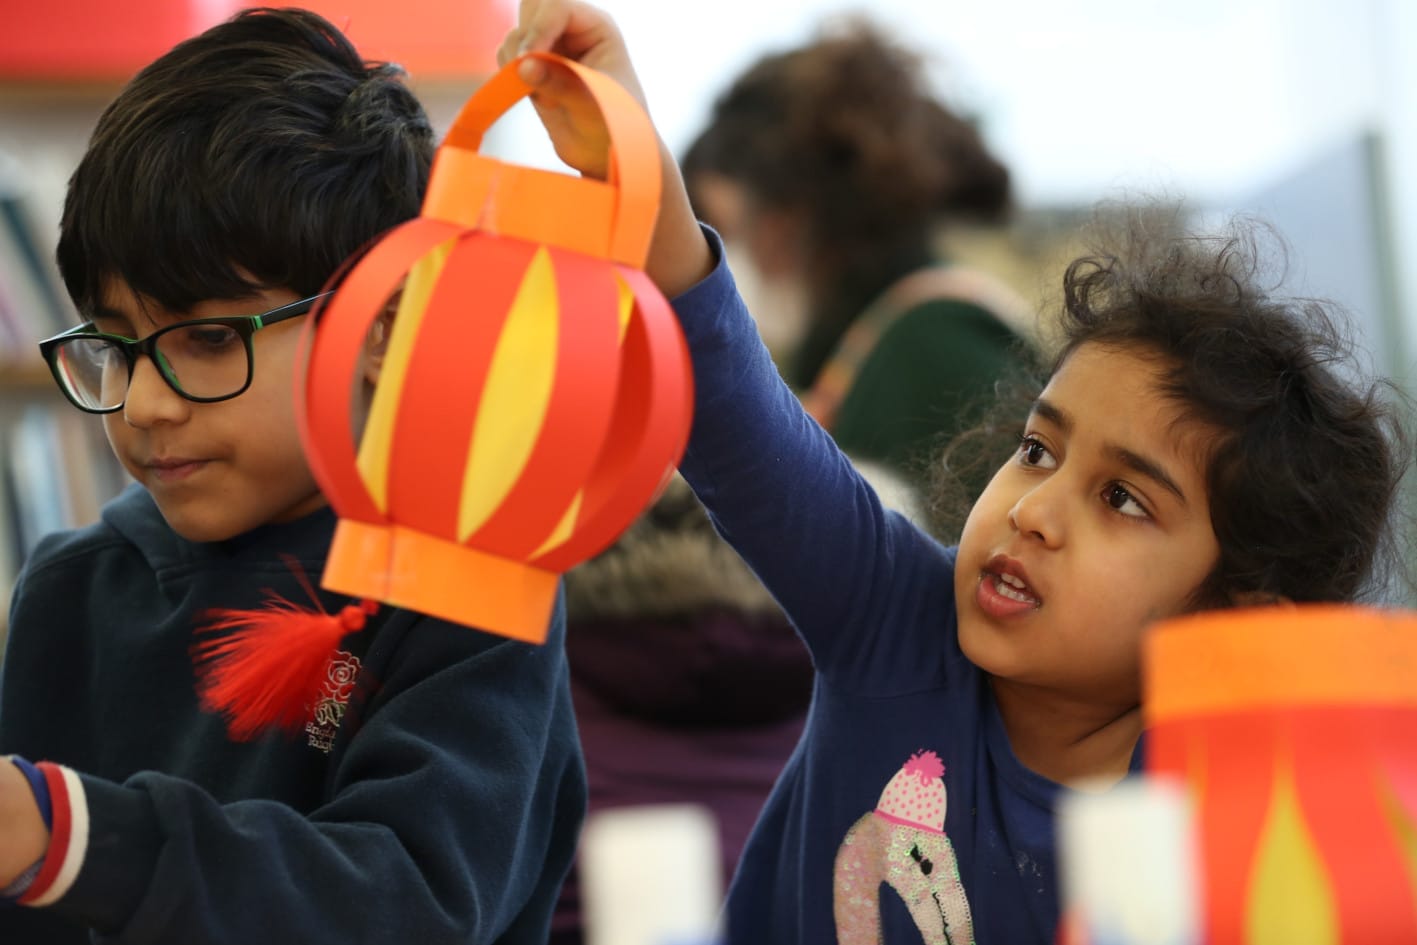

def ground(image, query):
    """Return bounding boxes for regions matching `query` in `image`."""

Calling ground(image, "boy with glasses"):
[0,9,585,944]
[41,293,329,413]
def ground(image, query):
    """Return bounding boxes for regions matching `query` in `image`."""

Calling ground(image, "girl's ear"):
[1229,590,1293,609]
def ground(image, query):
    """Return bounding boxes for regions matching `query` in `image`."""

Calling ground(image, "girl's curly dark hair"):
[929,206,1412,605]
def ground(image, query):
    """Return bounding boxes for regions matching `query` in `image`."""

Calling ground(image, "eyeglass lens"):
[52,322,252,410]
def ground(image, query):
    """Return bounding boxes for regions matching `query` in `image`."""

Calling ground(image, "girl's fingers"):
[517,56,551,88]
[524,57,588,105]
[495,29,521,68]
[517,0,572,56]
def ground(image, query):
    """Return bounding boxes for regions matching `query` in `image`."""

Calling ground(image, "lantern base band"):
[321,518,560,644]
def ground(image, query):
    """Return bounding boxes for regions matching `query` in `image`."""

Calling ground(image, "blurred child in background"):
[682,19,1033,495]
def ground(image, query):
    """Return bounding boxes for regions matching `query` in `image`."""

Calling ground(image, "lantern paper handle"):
[422,51,661,268]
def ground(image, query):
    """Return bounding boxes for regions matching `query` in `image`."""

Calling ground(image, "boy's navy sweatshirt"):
[0,484,586,944]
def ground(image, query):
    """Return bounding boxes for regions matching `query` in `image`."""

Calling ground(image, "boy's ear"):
[361,303,396,384]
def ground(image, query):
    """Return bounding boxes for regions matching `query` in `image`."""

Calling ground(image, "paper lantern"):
[1144,605,1417,945]
[295,53,693,643]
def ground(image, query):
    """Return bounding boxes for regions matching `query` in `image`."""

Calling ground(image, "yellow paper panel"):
[357,240,454,512]
[530,491,584,558]
[1379,774,1417,908]
[1246,762,1338,945]
[616,274,633,342]
[458,247,557,539]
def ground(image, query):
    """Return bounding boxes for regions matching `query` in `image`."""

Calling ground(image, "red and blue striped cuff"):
[16,763,88,907]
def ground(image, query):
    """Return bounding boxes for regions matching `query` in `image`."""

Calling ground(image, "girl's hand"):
[496,0,643,181]
[497,0,714,296]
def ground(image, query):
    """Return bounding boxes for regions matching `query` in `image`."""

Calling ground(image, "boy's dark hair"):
[680,16,1010,276]
[57,7,434,317]
[930,206,1412,605]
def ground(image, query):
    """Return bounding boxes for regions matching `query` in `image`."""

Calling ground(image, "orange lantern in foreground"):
[296,53,693,643]
[1144,605,1417,944]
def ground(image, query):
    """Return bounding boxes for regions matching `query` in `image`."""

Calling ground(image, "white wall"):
[5,0,1415,375]
[1378,0,1417,379]
[601,0,1391,206]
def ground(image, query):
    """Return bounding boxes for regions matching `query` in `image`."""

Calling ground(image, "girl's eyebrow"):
[1030,397,1189,505]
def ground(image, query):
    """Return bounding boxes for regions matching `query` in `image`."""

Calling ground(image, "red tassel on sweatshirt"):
[191,571,378,741]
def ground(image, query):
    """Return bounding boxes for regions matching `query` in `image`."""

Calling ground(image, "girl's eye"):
[1104,483,1149,519]
[1017,435,1057,469]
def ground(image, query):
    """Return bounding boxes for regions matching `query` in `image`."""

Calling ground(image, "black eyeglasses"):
[38,293,330,414]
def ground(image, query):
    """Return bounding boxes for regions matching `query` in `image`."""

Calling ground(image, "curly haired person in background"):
[683,18,1035,497]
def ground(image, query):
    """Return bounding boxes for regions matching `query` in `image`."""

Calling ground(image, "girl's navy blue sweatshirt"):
[672,232,1143,944]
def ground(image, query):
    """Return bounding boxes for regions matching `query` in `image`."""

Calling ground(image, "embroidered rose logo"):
[306,650,363,753]
[323,652,361,703]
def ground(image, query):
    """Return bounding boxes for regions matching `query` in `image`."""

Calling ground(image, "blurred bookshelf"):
[0,154,127,645]
[0,362,52,389]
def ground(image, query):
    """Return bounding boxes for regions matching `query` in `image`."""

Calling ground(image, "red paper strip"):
[472,248,621,556]
[298,218,464,523]
[386,234,536,539]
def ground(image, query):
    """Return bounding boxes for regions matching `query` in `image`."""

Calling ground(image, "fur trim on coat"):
[564,459,922,622]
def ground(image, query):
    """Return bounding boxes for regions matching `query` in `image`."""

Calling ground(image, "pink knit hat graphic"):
[873,751,947,834]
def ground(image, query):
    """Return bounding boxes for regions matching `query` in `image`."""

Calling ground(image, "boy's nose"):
[122,355,191,427]
[1008,480,1064,548]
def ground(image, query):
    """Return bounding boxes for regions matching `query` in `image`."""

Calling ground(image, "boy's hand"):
[497,0,714,296]
[0,761,47,888]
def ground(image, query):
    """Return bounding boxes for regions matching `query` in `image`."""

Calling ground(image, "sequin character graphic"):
[834,751,974,944]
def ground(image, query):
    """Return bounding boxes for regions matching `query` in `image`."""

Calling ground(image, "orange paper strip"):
[322,518,559,643]
[1145,605,1417,722]
[433,52,660,267]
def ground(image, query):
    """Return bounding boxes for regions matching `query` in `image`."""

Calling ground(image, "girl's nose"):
[1008,478,1064,548]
